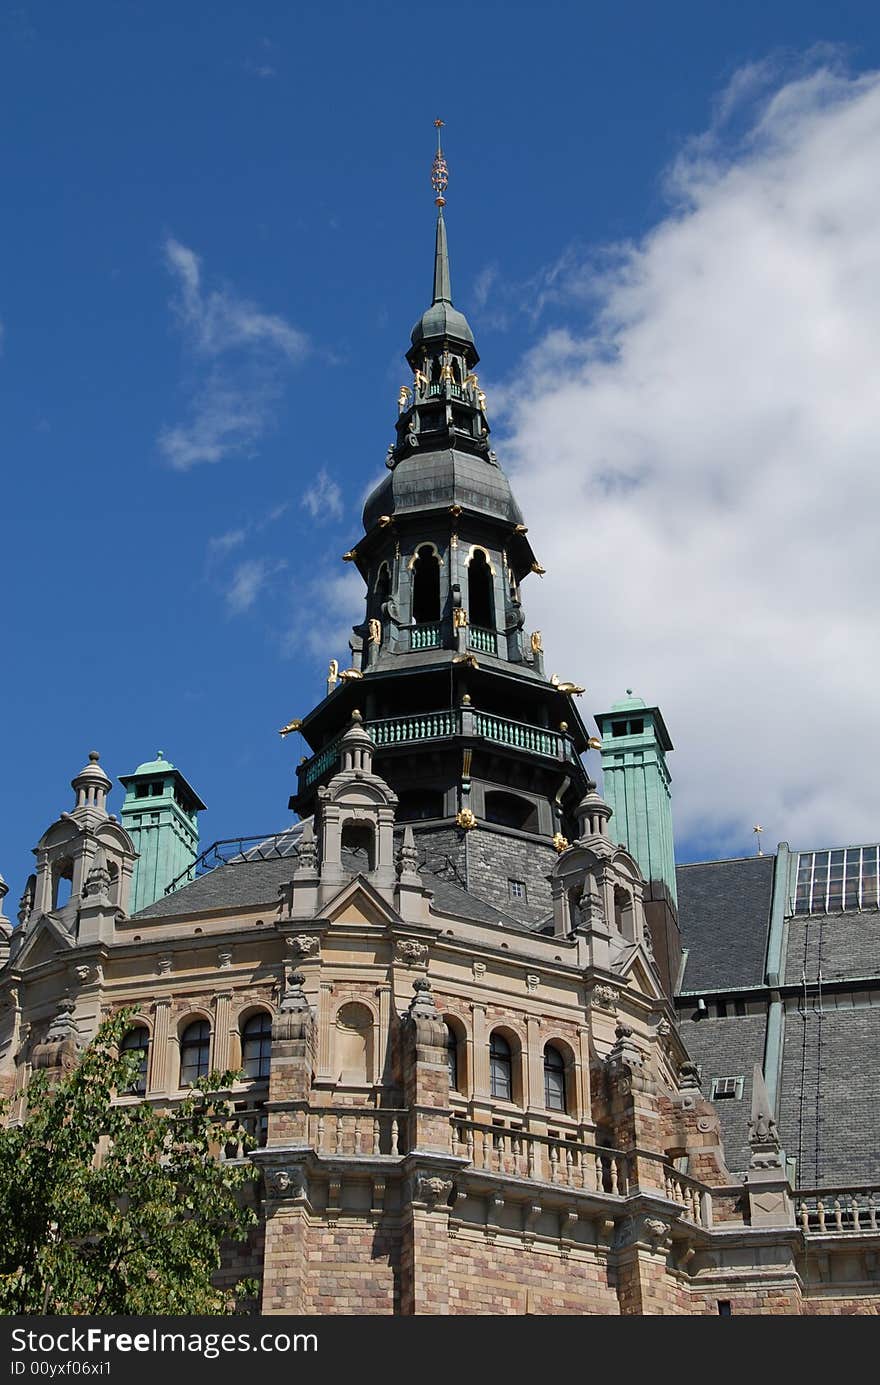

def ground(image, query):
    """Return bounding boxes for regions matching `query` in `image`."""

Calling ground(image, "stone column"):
[525,1014,543,1112]
[149,997,172,1093]
[212,991,232,1072]
[317,982,333,1080]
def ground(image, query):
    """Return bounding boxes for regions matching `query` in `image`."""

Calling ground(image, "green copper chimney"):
[119,752,206,912]
[594,693,677,906]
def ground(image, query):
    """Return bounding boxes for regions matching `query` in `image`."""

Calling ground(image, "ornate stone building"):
[1,146,878,1315]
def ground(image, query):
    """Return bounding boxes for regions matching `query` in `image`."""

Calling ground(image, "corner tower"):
[119,752,205,912]
[594,691,681,993]
[287,126,596,925]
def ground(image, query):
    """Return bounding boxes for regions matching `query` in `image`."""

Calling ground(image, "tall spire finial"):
[432,118,448,208]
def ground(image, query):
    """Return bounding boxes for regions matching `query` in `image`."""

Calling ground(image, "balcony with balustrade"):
[296,706,578,796]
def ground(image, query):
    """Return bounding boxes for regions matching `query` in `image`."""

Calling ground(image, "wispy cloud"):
[158,237,309,470]
[226,557,287,615]
[500,57,880,857]
[301,468,343,523]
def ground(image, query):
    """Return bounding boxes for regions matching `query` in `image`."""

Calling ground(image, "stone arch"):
[489,1023,524,1106]
[341,819,376,872]
[334,1000,375,1086]
[467,547,495,629]
[443,1012,469,1095]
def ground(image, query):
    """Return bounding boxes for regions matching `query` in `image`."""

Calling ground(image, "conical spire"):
[432,210,452,305]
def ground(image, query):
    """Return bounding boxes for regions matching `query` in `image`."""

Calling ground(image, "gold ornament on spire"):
[432,118,448,207]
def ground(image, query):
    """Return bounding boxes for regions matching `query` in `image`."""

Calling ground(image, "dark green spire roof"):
[409,210,476,358]
[433,209,452,303]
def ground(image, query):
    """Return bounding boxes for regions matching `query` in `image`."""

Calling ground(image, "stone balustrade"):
[797,1188,880,1234]
[450,1118,629,1195]
[662,1168,708,1226]
[307,1107,407,1159]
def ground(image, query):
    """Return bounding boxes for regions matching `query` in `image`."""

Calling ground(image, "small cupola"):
[71,751,112,819]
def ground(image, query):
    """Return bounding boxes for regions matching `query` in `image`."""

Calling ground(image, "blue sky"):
[4,1,880,901]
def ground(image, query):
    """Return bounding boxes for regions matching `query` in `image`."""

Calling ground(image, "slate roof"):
[676,855,775,993]
[133,825,529,932]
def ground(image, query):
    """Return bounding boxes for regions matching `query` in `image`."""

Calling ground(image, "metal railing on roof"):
[164,827,304,895]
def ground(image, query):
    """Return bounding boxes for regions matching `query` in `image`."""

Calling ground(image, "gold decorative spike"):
[278,719,303,739]
[552,832,570,854]
[514,524,528,534]
[432,118,448,207]
[456,808,477,831]
[587,736,603,751]
[377,514,393,528]
[449,503,463,518]
[530,630,543,654]
[339,668,364,680]
[342,550,357,562]
[531,561,546,576]
[559,721,569,733]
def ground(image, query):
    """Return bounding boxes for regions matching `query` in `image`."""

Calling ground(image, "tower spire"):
[431,119,452,305]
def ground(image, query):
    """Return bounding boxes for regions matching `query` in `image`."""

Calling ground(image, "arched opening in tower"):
[411,546,441,624]
[374,563,391,615]
[468,550,494,629]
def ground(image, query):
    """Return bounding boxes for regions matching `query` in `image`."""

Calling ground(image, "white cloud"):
[301,468,343,523]
[499,60,880,858]
[282,568,363,666]
[226,557,287,615]
[159,238,308,469]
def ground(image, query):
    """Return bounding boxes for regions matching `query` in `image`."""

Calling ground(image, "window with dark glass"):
[467,549,494,629]
[489,1032,512,1101]
[121,1026,149,1096]
[180,1019,211,1086]
[445,1023,459,1092]
[241,1012,272,1080]
[543,1044,566,1112]
[411,546,441,623]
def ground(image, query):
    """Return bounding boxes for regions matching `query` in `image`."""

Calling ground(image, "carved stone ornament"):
[472,961,486,980]
[416,1174,454,1206]
[286,934,320,959]
[525,974,540,993]
[456,808,478,831]
[265,1167,305,1199]
[591,983,620,1012]
[552,832,569,854]
[643,1216,670,1243]
[156,956,172,976]
[395,939,428,966]
[656,1016,672,1039]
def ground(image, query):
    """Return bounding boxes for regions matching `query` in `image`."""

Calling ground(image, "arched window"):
[53,859,73,910]
[241,1012,272,1081]
[614,886,635,942]
[544,1044,567,1112]
[445,1021,459,1092]
[180,1019,211,1086]
[107,861,120,906]
[489,1032,512,1101]
[467,550,494,629]
[341,822,375,872]
[411,546,441,624]
[374,563,391,613]
[485,791,539,834]
[121,1026,149,1096]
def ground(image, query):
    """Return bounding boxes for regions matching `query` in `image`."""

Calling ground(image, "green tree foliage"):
[0,1009,259,1314]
